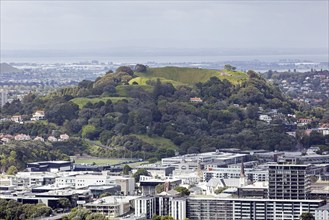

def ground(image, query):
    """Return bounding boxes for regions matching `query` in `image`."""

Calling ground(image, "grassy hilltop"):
[129,67,247,86]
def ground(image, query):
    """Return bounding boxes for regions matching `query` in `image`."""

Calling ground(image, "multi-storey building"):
[203,167,268,182]
[135,196,326,220]
[315,204,329,220]
[268,164,311,200]
[161,151,247,170]
[135,196,187,220]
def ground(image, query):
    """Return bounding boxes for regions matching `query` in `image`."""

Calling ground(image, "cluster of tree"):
[133,168,150,182]
[0,65,305,163]
[297,130,329,149]
[152,216,189,220]
[300,212,315,220]
[0,120,57,137]
[0,199,52,220]
[155,184,190,196]
[62,207,107,220]
[0,139,85,173]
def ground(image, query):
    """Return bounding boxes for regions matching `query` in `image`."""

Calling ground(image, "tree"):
[62,207,91,220]
[161,216,174,220]
[152,215,161,220]
[214,187,228,194]
[224,64,236,71]
[99,192,111,198]
[174,186,190,196]
[135,64,147,73]
[58,198,71,209]
[6,165,18,175]
[155,183,165,194]
[133,168,150,182]
[123,164,132,175]
[116,66,134,76]
[86,213,108,220]
[300,212,315,220]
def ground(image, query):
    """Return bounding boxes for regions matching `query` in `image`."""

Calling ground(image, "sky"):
[0,1,328,56]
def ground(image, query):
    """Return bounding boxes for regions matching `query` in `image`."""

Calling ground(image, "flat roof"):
[316,204,329,210]
[28,161,71,165]
[188,196,324,203]
[85,196,139,205]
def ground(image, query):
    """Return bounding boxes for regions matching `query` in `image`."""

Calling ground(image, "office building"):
[135,196,186,220]
[315,204,329,220]
[268,164,311,200]
[84,196,138,218]
[135,195,325,220]
[26,161,73,172]
[203,167,268,182]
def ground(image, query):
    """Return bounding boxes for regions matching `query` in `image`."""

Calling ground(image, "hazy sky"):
[1,0,328,51]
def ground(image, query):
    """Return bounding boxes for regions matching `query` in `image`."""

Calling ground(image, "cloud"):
[1,1,328,51]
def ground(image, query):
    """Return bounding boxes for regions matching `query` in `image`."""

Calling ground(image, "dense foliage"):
[0,139,86,173]
[1,65,302,164]
[63,207,107,220]
[0,199,52,220]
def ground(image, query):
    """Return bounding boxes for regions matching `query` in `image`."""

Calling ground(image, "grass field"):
[71,97,131,109]
[128,67,247,86]
[116,85,153,96]
[132,134,178,150]
[75,158,132,165]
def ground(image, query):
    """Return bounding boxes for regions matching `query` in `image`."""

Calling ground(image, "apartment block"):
[268,164,311,200]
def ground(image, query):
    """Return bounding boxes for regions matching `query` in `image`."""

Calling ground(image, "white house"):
[259,114,272,123]
[31,110,45,121]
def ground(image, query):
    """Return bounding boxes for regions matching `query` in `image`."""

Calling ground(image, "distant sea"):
[1,54,328,64]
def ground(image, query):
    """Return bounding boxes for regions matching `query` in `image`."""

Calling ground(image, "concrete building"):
[139,176,181,196]
[171,198,187,220]
[135,196,156,219]
[268,164,311,200]
[109,176,135,196]
[55,172,135,195]
[161,151,247,170]
[84,196,138,218]
[203,167,268,182]
[133,164,175,179]
[15,172,58,187]
[315,204,329,220]
[186,197,325,220]
[26,161,72,172]
[134,196,186,220]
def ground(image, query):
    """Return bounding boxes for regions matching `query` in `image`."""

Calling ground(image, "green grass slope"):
[71,97,131,109]
[129,67,247,86]
[132,134,178,151]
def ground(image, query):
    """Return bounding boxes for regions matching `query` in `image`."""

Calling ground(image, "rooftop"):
[316,204,329,211]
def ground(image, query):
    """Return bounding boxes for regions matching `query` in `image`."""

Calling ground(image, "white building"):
[315,204,329,220]
[187,197,325,220]
[14,134,31,141]
[107,175,135,196]
[259,114,272,123]
[31,110,45,121]
[135,196,186,220]
[84,196,138,218]
[135,196,156,219]
[203,167,268,182]
[11,115,23,123]
[55,172,135,195]
[161,151,246,170]
[59,134,70,141]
